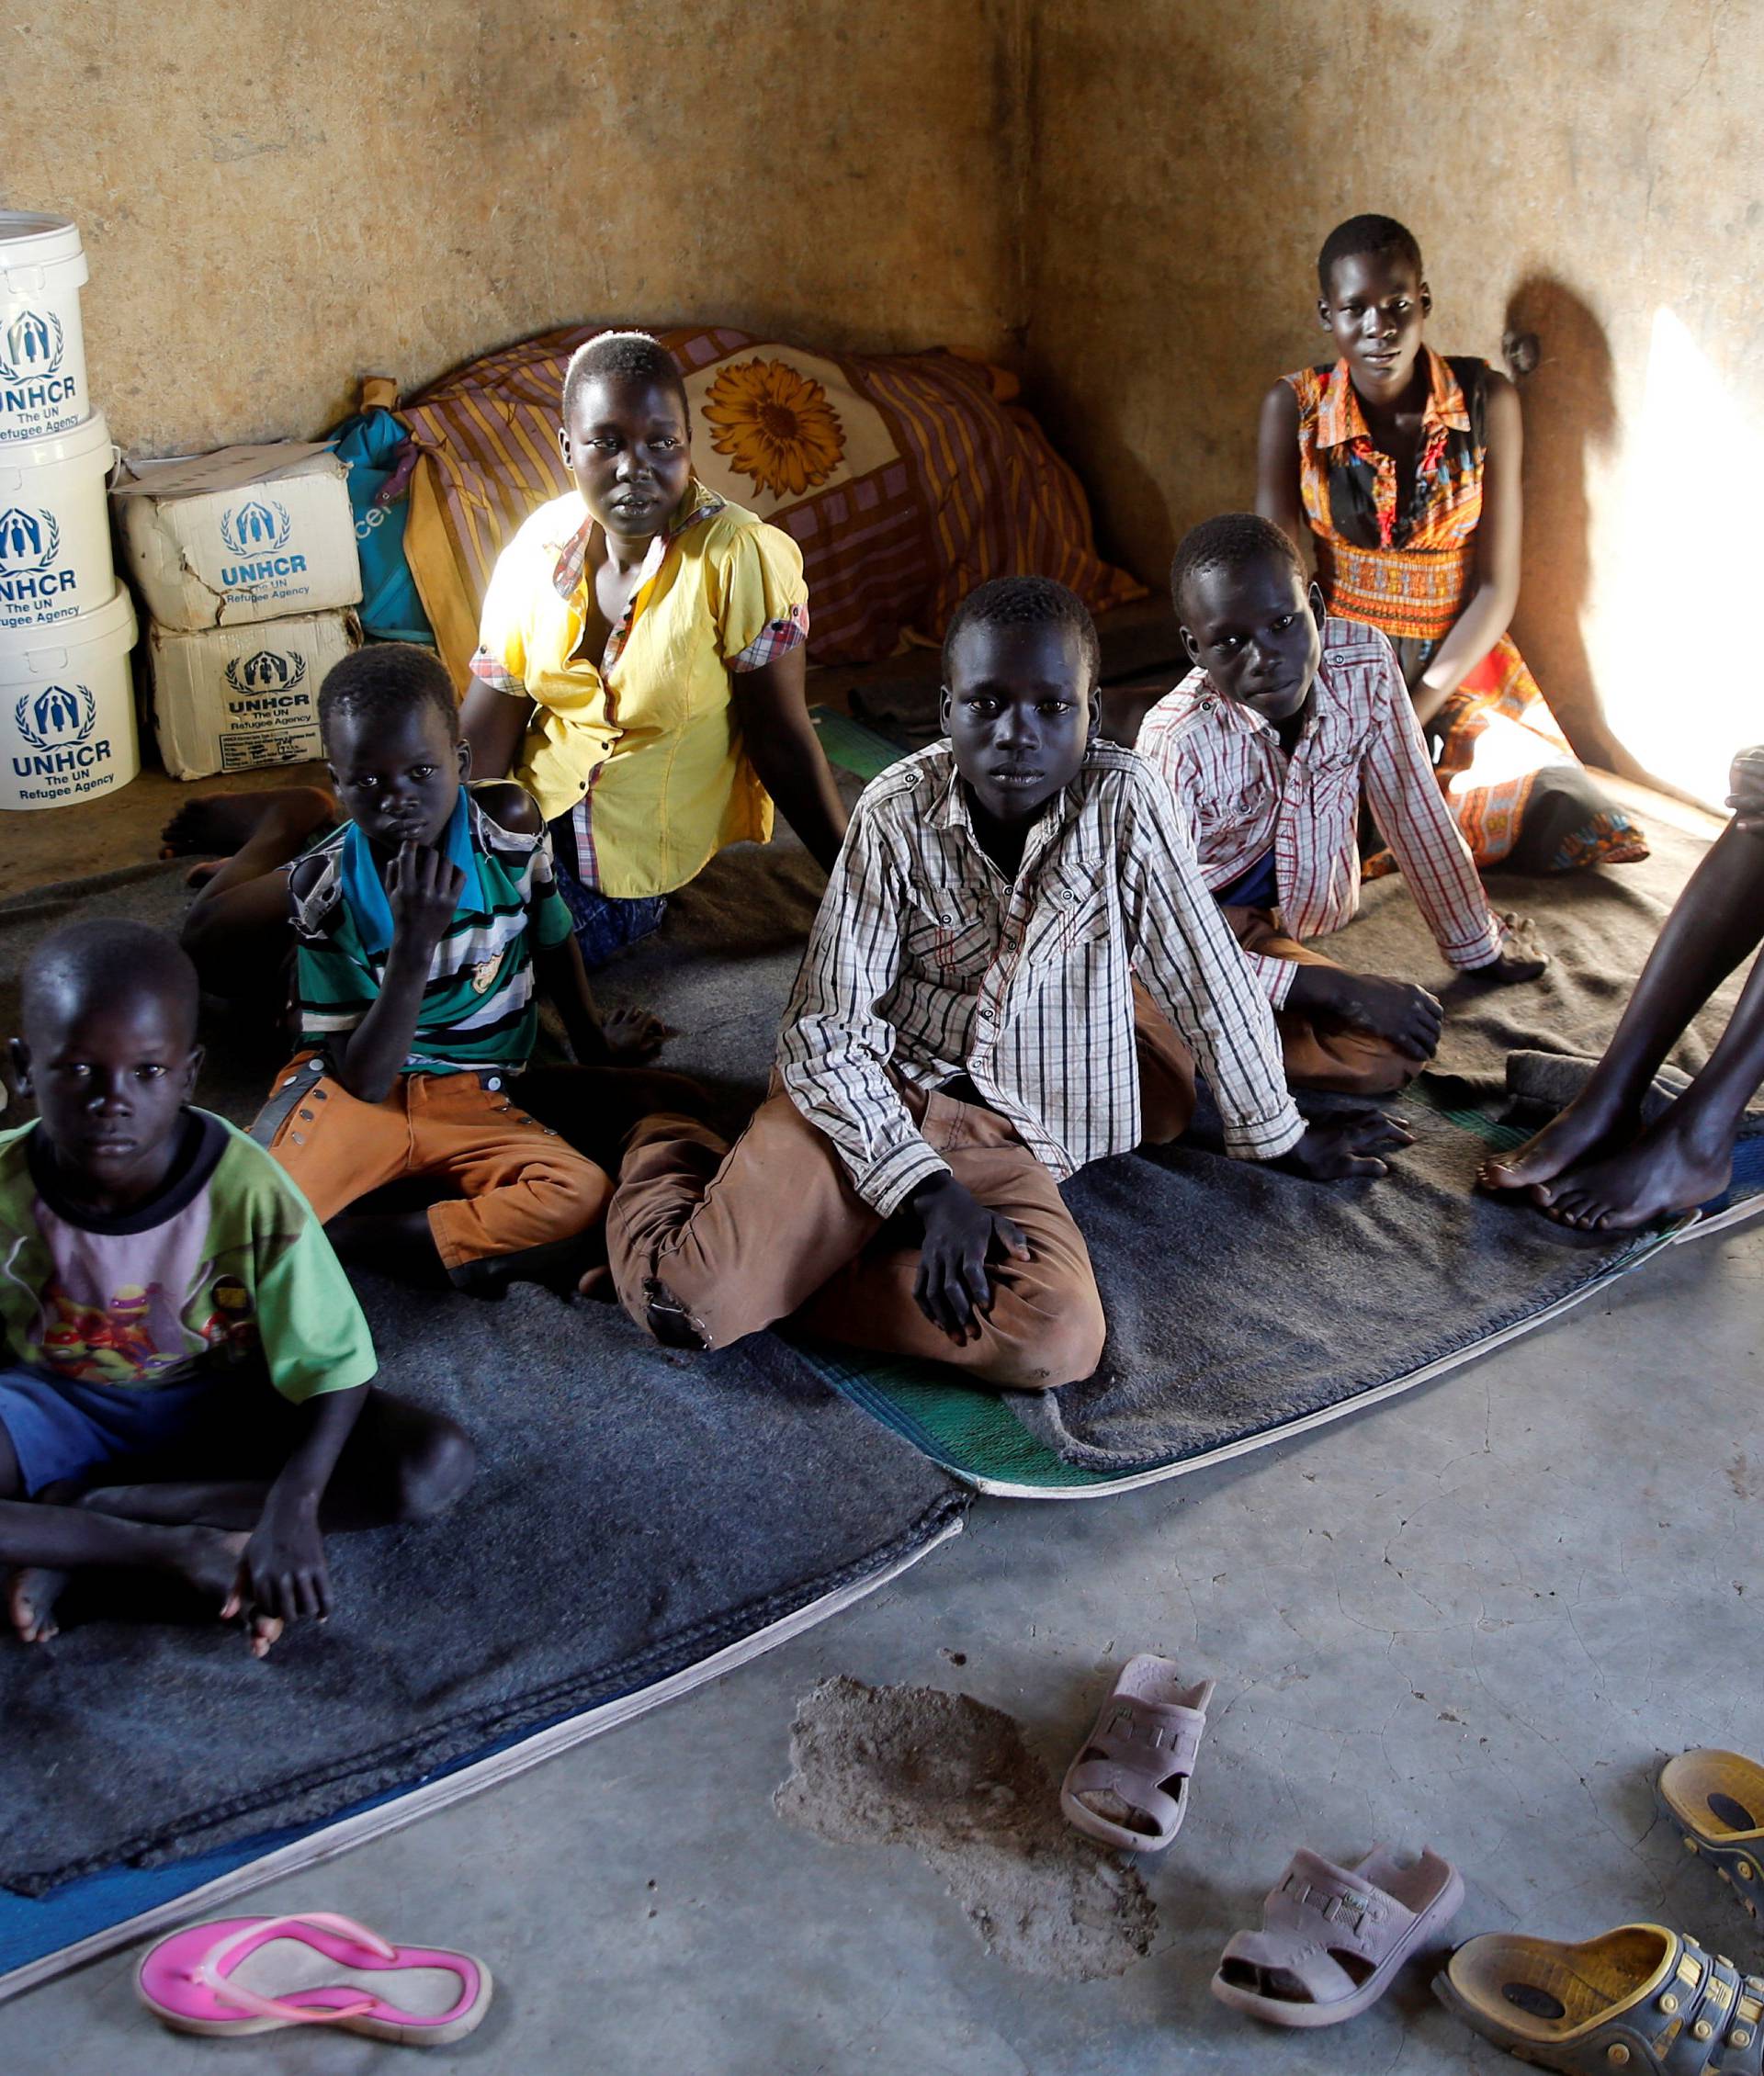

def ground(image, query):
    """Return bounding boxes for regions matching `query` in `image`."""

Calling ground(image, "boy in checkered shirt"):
[605,576,1408,1392]
[1137,513,1548,1095]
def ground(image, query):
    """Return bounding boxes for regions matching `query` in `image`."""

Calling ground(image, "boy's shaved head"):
[1317,214,1423,297]
[562,331,691,429]
[16,920,205,1203]
[317,642,459,753]
[1170,513,1306,623]
[943,575,1101,690]
[21,919,199,1047]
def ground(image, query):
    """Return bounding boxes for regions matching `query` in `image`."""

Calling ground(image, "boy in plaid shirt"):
[605,577,1408,1391]
[1138,513,1548,1094]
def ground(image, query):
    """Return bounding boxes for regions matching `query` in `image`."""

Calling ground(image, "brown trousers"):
[1120,911,1414,1144]
[1225,906,1416,1098]
[606,909,1402,1391]
[606,1004,1196,1392]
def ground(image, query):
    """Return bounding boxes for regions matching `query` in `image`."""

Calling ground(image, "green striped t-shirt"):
[292,784,573,1075]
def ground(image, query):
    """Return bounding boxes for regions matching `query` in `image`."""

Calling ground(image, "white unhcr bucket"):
[0,214,90,443]
[0,411,115,633]
[0,583,138,809]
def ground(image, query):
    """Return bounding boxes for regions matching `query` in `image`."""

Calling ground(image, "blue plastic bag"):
[329,378,434,645]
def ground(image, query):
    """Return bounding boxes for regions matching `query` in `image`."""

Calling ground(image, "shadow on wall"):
[1021,372,1173,596]
[1502,274,1631,776]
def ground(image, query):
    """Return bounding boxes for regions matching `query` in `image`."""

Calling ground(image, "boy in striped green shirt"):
[254,646,660,1294]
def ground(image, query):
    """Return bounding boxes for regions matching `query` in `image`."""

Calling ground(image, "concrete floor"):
[8,1212,1762,2073]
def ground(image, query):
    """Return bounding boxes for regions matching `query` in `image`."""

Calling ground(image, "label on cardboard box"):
[112,442,363,631]
[150,610,359,781]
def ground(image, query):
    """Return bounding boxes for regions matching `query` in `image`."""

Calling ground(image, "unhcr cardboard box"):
[151,609,358,781]
[113,442,362,630]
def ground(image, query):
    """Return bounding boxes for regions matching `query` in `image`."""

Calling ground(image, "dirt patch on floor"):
[775,1675,1157,1980]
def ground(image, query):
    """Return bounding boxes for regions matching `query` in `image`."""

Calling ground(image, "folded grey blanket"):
[1501,1045,1761,1128]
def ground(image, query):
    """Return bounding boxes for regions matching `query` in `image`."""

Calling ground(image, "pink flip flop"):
[135,1910,492,2044]
[1060,1653,1216,1852]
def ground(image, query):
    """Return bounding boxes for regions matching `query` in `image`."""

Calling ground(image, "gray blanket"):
[1013,822,1762,1471]
[0,796,1750,1887]
[0,830,963,1897]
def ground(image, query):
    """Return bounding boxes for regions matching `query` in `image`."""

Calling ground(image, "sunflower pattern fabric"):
[401,325,1144,682]
[1285,350,1647,872]
[702,357,847,500]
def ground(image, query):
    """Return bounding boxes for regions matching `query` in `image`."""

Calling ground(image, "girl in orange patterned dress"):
[1257,214,1646,873]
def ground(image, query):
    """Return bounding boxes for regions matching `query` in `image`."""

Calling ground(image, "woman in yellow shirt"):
[460,332,849,964]
[157,333,846,1030]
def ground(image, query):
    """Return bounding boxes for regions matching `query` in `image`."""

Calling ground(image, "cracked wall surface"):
[6,0,1023,453]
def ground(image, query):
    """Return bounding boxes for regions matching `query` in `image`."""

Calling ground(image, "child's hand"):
[1484,911,1550,984]
[388,839,465,950]
[1329,974,1444,1059]
[1280,1110,1414,1180]
[1730,746,1764,833]
[232,1500,333,1646]
[910,1173,1032,1343]
[600,1006,672,1063]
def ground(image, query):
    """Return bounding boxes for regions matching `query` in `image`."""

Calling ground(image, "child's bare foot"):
[161,792,281,858]
[1478,1087,1641,1194]
[7,1563,68,1643]
[1535,1115,1734,1232]
[6,1527,284,1652]
[175,1527,285,1657]
[159,785,332,861]
[220,1588,286,1658]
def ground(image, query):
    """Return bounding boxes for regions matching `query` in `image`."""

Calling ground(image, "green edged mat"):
[809,704,909,781]
[790,1093,1764,1497]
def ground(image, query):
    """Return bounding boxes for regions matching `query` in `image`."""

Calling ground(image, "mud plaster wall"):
[1023,0,1764,802]
[12,2,1753,800]
[6,0,1023,451]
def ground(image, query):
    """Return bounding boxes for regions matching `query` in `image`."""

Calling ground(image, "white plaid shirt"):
[1136,618,1506,1005]
[776,741,1306,1216]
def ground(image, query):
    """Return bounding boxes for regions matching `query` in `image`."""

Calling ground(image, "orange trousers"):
[255,1055,612,1283]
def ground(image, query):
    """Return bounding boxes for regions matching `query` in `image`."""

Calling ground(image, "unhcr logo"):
[219,496,309,590]
[15,683,95,751]
[0,310,63,380]
[220,498,292,556]
[224,649,308,695]
[10,680,109,781]
[0,508,60,571]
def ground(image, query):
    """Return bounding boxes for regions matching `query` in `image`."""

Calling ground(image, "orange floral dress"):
[1284,349,1646,872]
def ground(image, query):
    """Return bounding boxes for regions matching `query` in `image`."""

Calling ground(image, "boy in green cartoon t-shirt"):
[0,919,473,1654]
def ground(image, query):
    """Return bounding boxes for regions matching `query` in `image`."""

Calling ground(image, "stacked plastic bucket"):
[0,213,137,811]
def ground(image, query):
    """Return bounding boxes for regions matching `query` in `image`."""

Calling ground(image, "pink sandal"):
[1211,1845,1464,2027]
[135,1910,492,2044]
[1059,1653,1216,1852]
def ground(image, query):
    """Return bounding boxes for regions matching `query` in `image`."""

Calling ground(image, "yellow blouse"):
[471,480,809,898]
